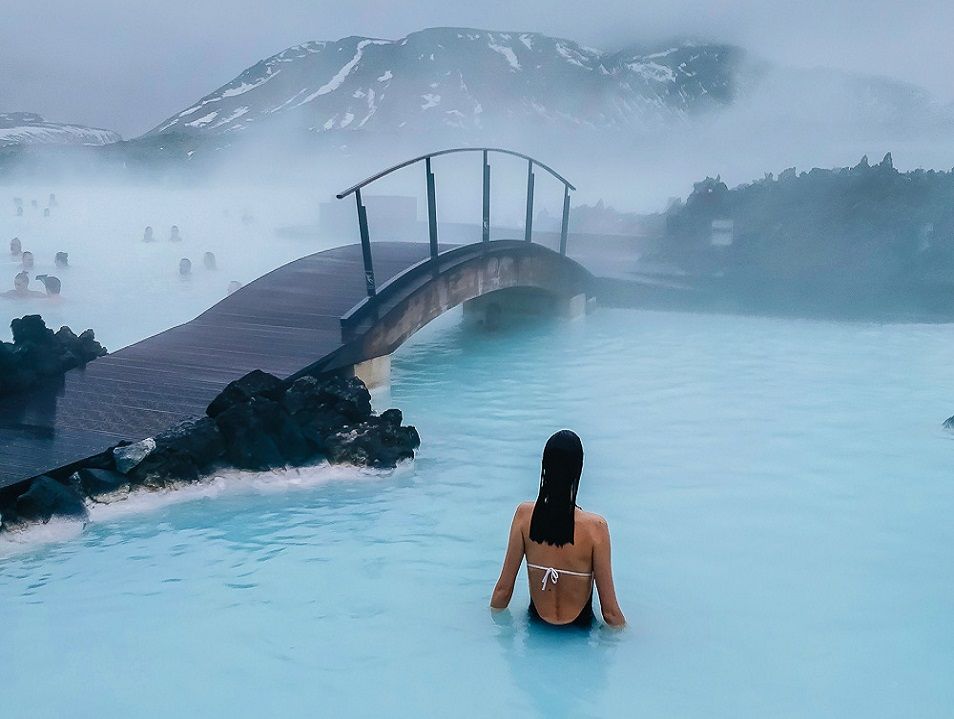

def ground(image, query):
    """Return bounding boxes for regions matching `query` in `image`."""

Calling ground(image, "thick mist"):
[5,10,954,350]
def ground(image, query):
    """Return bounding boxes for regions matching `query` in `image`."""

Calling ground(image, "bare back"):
[491,501,626,627]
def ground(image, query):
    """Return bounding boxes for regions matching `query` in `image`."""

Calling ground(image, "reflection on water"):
[491,607,621,718]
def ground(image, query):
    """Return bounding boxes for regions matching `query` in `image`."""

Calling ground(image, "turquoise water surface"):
[3,308,954,718]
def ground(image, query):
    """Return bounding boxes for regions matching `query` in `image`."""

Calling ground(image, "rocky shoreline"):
[0,370,420,533]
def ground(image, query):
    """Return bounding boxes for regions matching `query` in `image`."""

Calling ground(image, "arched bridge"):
[0,148,593,488]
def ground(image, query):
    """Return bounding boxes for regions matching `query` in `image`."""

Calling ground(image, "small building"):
[710,219,734,247]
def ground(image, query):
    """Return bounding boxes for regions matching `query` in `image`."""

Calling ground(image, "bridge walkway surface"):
[0,242,453,489]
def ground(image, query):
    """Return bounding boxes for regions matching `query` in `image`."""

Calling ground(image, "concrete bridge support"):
[348,287,589,388]
[462,287,587,329]
[348,355,392,389]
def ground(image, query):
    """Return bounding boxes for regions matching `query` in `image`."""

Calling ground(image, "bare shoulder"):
[576,509,610,537]
[515,501,535,521]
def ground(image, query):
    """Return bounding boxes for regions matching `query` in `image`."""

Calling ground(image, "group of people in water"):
[4,222,242,301]
[3,236,64,300]
[8,192,251,301]
[142,224,182,243]
[178,252,217,277]
[140,224,242,289]
[6,195,69,301]
[12,194,56,218]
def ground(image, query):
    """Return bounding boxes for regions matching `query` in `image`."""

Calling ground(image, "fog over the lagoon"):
[2,0,954,138]
[4,0,954,349]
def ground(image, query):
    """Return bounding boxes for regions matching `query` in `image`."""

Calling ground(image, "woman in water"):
[491,430,626,628]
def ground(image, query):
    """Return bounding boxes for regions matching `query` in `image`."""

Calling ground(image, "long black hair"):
[529,430,584,547]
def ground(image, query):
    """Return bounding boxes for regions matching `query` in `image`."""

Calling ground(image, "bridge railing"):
[335,147,576,299]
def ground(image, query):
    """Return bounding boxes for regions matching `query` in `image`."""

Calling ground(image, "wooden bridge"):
[0,149,593,489]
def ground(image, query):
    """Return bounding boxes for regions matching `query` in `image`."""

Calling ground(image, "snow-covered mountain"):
[147,29,747,139]
[0,112,120,147]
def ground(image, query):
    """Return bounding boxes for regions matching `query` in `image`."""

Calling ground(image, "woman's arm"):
[593,518,626,627]
[490,504,528,609]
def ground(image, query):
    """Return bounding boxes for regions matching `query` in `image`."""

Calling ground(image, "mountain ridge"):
[0,112,121,147]
[145,28,749,140]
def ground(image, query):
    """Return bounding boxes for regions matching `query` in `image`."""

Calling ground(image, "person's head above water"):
[36,274,61,296]
[203,252,216,270]
[143,226,155,242]
[169,225,181,241]
[179,257,192,276]
[529,430,585,547]
[13,271,29,292]
[10,237,21,256]
[55,252,68,267]
[21,251,34,270]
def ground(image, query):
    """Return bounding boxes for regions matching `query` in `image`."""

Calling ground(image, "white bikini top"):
[526,561,593,591]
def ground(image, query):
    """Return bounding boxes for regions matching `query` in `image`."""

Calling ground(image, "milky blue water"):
[3,307,954,718]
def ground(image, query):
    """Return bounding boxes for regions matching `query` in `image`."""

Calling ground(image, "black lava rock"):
[379,408,403,426]
[0,315,106,399]
[214,398,288,470]
[320,376,373,421]
[11,315,54,346]
[250,396,313,465]
[206,369,286,417]
[2,372,421,533]
[154,417,225,470]
[127,446,200,488]
[281,376,324,417]
[325,415,421,469]
[15,476,88,523]
[73,468,129,500]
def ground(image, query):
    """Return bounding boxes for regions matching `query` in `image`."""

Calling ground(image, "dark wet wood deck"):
[0,242,441,489]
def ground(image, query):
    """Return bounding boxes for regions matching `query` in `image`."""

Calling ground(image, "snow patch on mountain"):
[488,40,520,70]
[186,111,219,128]
[293,39,389,109]
[0,113,120,147]
[222,72,280,98]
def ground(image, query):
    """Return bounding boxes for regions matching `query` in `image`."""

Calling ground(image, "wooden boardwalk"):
[0,242,442,489]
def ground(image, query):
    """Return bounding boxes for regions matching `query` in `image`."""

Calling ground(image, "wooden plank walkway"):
[0,242,441,489]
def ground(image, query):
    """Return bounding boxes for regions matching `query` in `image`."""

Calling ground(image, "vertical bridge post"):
[482,150,491,244]
[354,188,376,298]
[425,157,438,264]
[560,184,571,256]
[524,159,535,243]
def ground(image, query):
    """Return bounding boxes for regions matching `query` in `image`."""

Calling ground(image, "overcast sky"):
[2,0,951,138]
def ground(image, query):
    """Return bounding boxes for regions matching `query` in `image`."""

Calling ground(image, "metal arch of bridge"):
[335,148,575,299]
